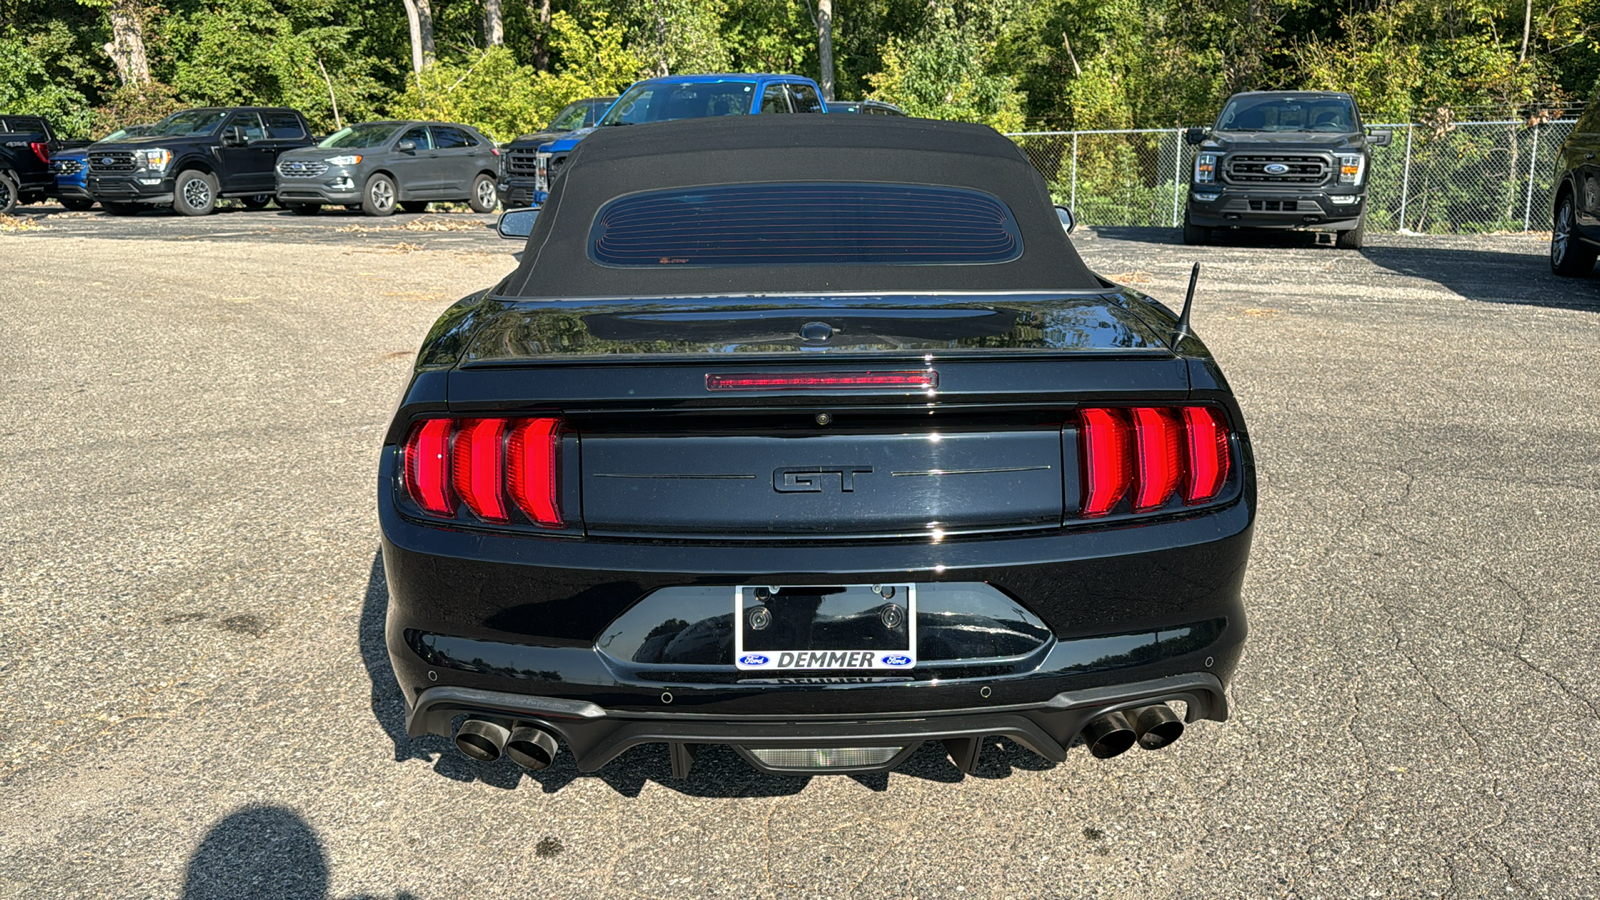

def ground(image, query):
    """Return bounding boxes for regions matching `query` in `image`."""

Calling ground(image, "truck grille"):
[88,151,136,174]
[53,159,84,176]
[1223,155,1328,185]
[506,148,540,176]
[277,159,328,177]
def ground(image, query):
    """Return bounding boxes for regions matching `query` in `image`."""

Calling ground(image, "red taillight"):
[1182,406,1231,504]
[30,142,49,165]
[402,416,564,526]
[452,418,509,522]
[706,370,938,391]
[1078,406,1232,517]
[1079,408,1133,517]
[403,419,455,516]
[507,417,563,527]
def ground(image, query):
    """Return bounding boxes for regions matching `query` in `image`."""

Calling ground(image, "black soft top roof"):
[502,115,1102,298]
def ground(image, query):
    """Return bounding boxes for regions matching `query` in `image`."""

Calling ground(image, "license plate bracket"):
[734,584,916,671]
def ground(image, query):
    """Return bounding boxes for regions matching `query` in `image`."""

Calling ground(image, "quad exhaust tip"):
[505,726,560,771]
[454,718,510,762]
[1083,711,1137,759]
[1129,704,1184,750]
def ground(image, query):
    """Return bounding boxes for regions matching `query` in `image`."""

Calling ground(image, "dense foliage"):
[1,0,1596,140]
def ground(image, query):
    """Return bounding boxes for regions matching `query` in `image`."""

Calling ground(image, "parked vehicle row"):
[276,120,499,216]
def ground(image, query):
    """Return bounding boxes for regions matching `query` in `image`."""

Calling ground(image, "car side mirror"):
[497,207,540,239]
[223,126,248,146]
[1184,127,1208,146]
[396,140,416,152]
[1055,205,1075,235]
[1368,129,1392,147]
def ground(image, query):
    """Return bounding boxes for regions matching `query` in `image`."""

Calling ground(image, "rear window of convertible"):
[588,182,1024,267]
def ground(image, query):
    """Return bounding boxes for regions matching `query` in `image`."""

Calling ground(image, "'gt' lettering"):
[773,466,873,493]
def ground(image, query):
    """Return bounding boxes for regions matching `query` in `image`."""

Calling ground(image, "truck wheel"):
[1182,213,1209,245]
[240,194,273,210]
[363,173,397,216]
[173,170,218,216]
[1334,217,1365,250]
[1551,193,1598,276]
[287,203,321,216]
[400,201,429,214]
[0,170,17,215]
[60,197,96,211]
[469,173,498,213]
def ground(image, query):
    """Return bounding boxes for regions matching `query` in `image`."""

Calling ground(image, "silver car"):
[274,120,500,216]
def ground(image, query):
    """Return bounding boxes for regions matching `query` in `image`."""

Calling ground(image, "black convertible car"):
[378,115,1255,777]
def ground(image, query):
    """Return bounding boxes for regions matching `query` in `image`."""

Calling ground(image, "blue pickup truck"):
[523,73,827,206]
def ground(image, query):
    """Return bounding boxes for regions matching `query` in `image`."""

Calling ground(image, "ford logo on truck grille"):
[1263,163,1291,175]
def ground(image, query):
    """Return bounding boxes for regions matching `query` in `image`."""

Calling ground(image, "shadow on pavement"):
[359,550,1059,797]
[1358,243,1600,312]
[182,804,421,900]
[1085,224,1321,248]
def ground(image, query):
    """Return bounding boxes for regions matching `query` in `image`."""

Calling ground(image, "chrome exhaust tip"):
[454,718,511,762]
[1129,704,1185,750]
[1083,711,1137,759]
[505,726,560,771]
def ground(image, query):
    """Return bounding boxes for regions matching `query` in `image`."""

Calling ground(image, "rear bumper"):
[1187,187,1363,230]
[407,672,1229,775]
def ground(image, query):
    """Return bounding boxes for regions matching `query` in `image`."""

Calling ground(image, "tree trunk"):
[528,0,550,71]
[484,0,503,47]
[816,0,834,101]
[103,1,151,87]
[401,0,425,73]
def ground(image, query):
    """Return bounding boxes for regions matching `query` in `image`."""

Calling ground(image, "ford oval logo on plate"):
[738,654,769,667]
[881,654,913,667]
[1263,163,1290,175]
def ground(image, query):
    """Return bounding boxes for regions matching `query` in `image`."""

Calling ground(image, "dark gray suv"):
[274,120,499,216]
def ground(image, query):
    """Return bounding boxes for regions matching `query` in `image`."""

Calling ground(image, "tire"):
[468,173,498,213]
[59,197,96,211]
[1550,192,1598,277]
[1182,213,1209,245]
[101,201,142,215]
[362,173,397,216]
[0,170,18,215]
[1334,216,1365,250]
[173,169,218,216]
[240,194,273,210]
[400,200,429,214]
[288,203,321,216]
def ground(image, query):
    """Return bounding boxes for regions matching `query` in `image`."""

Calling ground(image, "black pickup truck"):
[0,115,72,214]
[1183,91,1390,249]
[87,106,315,215]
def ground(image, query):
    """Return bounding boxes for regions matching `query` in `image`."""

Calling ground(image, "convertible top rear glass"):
[502,116,1101,297]
[589,183,1023,268]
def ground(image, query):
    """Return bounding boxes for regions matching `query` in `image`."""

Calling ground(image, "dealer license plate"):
[734,584,916,671]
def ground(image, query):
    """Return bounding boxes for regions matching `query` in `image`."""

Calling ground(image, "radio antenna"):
[1173,262,1199,345]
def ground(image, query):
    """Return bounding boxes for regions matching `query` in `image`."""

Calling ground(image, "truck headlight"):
[1194,153,1217,184]
[137,149,171,173]
[1337,154,1364,185]
[326,155,363,166]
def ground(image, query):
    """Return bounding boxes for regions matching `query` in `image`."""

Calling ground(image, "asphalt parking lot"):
[3,205,1599,898]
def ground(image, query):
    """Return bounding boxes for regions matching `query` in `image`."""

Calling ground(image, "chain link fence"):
[1009,117,1578,234]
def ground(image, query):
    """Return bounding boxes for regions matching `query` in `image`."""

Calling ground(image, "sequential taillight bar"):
[1077,406,1232,517]
[402,416,564,527]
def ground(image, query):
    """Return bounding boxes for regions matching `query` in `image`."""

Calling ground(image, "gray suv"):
[275,120,499,216]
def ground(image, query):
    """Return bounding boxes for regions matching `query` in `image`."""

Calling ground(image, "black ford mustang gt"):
[378,115,1255,777]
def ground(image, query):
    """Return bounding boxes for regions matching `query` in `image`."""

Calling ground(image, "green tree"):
[867,0,1026,131]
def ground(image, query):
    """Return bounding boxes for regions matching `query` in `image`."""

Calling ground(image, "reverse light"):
[1076,406,1233,518]
[137,148,171,172]
[707,370,939,391]
[1194,153,1217,184]
[401,416,565,527]
[326,154,362,166]
[1337,153,1364,185]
